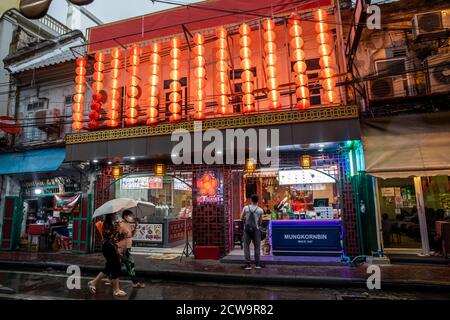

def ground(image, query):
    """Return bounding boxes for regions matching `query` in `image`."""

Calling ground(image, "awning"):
[65,119,360,162]
[361,112,450,179]
[87,0,332,52]
[0,148,66,175]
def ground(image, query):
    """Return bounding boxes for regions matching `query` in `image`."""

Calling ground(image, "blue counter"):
[270,220,343,256]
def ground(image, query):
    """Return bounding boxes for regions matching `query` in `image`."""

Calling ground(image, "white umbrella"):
[92,198,155,220]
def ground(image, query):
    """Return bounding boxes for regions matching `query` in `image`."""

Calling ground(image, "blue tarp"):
[0,148,65,175]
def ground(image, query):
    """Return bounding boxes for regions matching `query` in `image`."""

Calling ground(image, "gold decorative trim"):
[66,105,358,145]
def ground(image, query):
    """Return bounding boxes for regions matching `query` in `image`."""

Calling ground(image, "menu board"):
[121,176,163,190]
[132,223,163,243]
[174,178,192,191]
[381,187,395,197]
[279,169,336,185]
[148,177,163,189]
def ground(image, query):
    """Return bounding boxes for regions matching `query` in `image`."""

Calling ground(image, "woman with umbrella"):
[103,210,145,288]
[87,198,154,296]
[88,213,127,297]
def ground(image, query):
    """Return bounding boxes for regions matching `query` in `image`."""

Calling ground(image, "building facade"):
[346,0,450,257]
[63,0,365,259]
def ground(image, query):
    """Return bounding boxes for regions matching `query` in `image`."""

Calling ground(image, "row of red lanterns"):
[72,57,87,131]
[72,10,338,131]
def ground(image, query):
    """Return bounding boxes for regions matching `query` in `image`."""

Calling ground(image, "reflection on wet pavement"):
[1,270,450,300]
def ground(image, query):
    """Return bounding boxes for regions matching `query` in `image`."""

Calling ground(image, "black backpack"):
[244,205,258,233]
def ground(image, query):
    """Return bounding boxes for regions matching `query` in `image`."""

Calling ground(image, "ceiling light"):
[107,161,112,165]
[93,159,99,163]
[130,157,136,160]
[319,144,325,148]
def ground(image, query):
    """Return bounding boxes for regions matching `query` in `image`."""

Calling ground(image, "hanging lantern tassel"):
[289,13,310,110]
[263,19,280,110]
[107,48,122,127]
[193,33,206,120]
[315,9,338,104]
[147,43,161,125]
[215,27,231,115]
[72,56,87,131]
[239,23,255,113]
[169,37,182,122]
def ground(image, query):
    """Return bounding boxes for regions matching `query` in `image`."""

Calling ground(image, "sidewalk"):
[0,251,449,291]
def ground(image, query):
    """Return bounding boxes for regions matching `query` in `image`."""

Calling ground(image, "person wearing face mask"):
[118,210,145,288]
[88,214,127,297]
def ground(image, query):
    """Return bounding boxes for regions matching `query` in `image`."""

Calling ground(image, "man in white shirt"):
[240,194,264,270]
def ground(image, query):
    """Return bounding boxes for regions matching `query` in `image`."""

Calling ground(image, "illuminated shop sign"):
[278,169,336,185]
[174,178,192,191]
[121,176,163,190]
[195,172,223,204]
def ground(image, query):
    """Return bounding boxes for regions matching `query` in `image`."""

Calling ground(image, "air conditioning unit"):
[412,10,450,39]
[369,78,407,100]
[369,58,409,99]
[34,108,62,130]
[426,53,450,94]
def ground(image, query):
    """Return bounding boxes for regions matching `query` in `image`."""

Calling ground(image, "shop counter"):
[132,217,192,248]
[270,220,343,256]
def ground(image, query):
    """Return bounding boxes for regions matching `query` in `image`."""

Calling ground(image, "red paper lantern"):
[108,48,121,127]
[239,23,255,113]
[289,13,310,109]
[263,18,280,110]
[315,8,338,104]
[72,56,87,131]
[169,38,182,122]
[147,43,161,126]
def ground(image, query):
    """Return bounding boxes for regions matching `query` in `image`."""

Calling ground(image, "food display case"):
[132,205,192,248]
[115,174,193,248]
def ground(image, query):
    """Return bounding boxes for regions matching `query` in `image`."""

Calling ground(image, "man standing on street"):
[240,194,264,270]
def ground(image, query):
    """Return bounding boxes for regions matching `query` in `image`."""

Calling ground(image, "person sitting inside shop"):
[240,194,264,270]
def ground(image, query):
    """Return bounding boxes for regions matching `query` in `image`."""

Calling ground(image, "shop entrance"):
[375,175,450,256]
[226,164,347,263]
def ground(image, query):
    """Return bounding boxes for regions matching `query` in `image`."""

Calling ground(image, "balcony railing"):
[38,15,71,36]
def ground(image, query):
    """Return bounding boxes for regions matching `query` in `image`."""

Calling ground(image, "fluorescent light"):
[34,188,43,195]
[93,159,99,163]
[107,161,112,165]
[130,157,136,160]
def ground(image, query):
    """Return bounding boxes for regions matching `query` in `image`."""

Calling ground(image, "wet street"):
[0,269,450,300]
